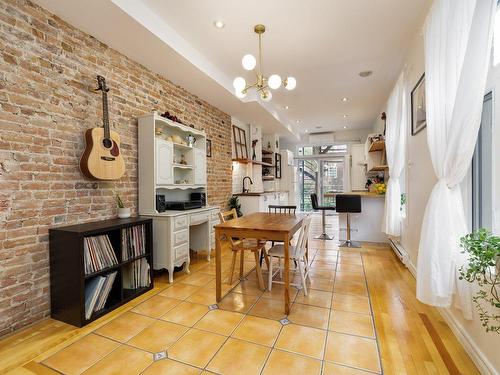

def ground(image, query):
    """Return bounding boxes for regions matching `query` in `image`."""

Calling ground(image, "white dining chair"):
[267,214,312,295]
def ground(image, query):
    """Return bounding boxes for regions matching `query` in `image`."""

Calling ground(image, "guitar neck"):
[102,90,110,140]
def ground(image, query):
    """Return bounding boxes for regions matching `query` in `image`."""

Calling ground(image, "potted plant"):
[459,228,500,333]
[228,196,242,217]
[115,194,131,219]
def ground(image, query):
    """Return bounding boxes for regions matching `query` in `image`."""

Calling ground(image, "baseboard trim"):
[438,307,498,375]
[404,257,497,375]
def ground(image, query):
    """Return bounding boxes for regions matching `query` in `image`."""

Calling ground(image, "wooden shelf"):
[262,149,274,155]
[49,217,153,328]
[369,165,388,172]
[232,158,250,164]
[173,142,193,150]
[368,140,385,152]
[252,160,274,167]
[262,176,275,181]
[173,164,193,169]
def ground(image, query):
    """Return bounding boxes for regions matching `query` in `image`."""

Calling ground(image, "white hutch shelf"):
[138,112,219,283]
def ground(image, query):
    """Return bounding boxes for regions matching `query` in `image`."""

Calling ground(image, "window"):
[471,92,493,230]
[297,144,348,156]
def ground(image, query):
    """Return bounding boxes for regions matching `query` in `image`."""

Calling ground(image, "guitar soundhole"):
[102,138,112,149]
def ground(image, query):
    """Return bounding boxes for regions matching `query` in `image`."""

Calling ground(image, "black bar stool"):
[336,194,361,248]
[310,193,335,240]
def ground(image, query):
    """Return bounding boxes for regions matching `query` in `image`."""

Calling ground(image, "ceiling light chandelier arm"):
[242,81,258,94]
[234,24,294,101]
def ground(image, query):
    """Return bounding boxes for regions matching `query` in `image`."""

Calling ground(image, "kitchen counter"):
[332,192,388,243]
[324,191,384,198]
[233,190,288,197]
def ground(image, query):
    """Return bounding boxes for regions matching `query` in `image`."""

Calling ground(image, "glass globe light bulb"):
[232,77,246,92]
[260,90,272,102]
[235,90,246,99]
[241,54,256,71]
[285,76,297,90]
[268,74,282,90]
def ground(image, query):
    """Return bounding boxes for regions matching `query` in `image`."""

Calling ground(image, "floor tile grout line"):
[322,242,341,372]
[359,247,384,375]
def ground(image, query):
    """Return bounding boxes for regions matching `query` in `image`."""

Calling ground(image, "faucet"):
[242,176,253,193]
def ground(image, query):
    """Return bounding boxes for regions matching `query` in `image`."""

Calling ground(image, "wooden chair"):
[260,205,297,267]
[218,209,269,289]
[267,214,312,295]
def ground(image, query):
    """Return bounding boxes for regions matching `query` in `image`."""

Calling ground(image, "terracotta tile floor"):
[38,215,382,374]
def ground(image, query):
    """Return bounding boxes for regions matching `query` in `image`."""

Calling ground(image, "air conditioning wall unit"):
[308,132,335,145]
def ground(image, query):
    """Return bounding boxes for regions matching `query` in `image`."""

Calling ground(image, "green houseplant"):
[459,228,500,333]
[115,194,131,219]
[228,196,242,217]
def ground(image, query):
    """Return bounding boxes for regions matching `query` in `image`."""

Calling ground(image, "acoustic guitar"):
[80,75,125,180]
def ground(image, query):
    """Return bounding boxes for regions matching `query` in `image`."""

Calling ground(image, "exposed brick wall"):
[0,0,232,336]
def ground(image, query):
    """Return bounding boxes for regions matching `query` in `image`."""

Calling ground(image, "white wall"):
[373,13,500,374]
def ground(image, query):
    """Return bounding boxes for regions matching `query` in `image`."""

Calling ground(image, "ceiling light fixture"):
[343,114,348,118]
[233,24,296,101]
[341,97,348,102]
[213,20,225,29]
[343,125,347,129]
[284,105,289,110]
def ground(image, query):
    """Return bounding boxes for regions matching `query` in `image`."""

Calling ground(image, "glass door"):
[297,158,345,211]
[298,159,318,211]
[321,160,344,207]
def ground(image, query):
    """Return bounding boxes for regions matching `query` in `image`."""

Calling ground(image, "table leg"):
[283,235,290,314]
[216,228,222,302]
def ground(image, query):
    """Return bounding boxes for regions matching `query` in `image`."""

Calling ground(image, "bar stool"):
[336,194,361,248]
[310,193,335,240]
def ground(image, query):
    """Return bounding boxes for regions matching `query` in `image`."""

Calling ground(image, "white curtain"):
[384,73,407,236]
[416,0,495,316]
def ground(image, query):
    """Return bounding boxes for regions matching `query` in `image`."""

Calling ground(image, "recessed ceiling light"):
[359,70,373,78]
[343,125,347,129]
[343,114,348,118]
[341,97,348,102]
[284,105,289,110]
[213,20,225,29]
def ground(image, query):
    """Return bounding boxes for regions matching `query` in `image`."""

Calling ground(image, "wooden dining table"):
[215,212,307,314]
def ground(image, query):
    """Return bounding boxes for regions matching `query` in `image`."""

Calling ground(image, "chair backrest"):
[310,193,319,210]
[293,214,312,258]
[335,195,361,213]
[219,208,238,222]
[268,205,297,214]
[218,208,238,246]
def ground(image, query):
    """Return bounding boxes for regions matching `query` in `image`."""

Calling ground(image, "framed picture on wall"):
[232,126,248,159]
[275,153,282,179]
[411,73,426,135]
[206,139,212,157]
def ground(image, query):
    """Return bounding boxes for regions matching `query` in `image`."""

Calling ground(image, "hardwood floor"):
[0,215,479,374]
[363,246,479,374]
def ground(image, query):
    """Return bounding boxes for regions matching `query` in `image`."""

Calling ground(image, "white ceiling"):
[34,0,431,142]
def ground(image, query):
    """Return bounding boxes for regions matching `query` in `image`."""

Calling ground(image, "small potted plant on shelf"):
[115,194,131,219]
[459,228,500,333]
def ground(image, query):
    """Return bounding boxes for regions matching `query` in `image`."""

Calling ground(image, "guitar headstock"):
[96,75,109,92]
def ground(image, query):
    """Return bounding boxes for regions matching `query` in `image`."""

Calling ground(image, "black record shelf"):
[49,217,153,327]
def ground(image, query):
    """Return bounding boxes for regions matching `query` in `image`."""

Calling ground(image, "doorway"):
[298,158,345,212]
